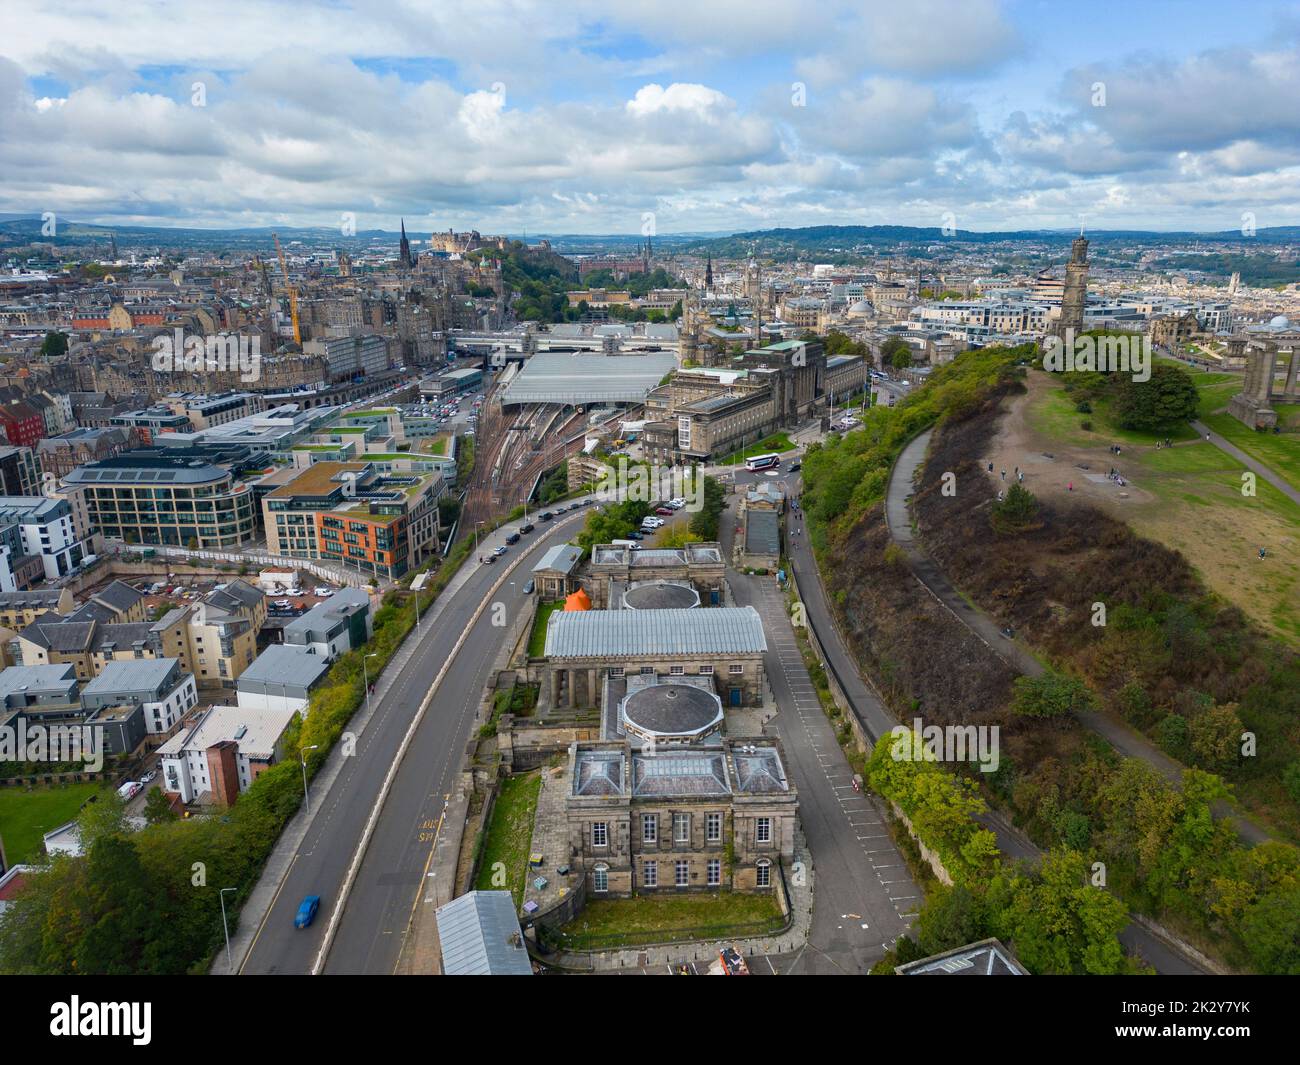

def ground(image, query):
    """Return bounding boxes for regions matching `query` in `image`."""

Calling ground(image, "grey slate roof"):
[744,509,780,556]
[434,891,532,976]
[82,658,182,700]
[544,606,766,659]
[532,544,582,576]
[237,644,331,691]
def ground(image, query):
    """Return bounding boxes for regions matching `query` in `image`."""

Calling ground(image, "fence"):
[122,544,371,588]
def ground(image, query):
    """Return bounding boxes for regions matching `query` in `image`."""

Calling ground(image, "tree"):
[990,483,1039,532]
[1241,888,1300,974]
[1011,670,1093,720]
[143,788,178,825]
[1112,362,1199,430]
[76,791,129,851]
[880,337,910,368]
[39,331,69,359]
[1187,702,1244,770]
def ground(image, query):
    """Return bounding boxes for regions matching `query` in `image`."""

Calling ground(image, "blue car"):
[295,895,321,929]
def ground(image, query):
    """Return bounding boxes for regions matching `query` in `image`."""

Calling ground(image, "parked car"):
[655,506,674,516]
[520,523,535,534]
[789,461,802,471]
[140,769,157,785]
[295,895,321,929]
[492,545,507,557]
[505,532,521,544]
[629,530,644,540]
[523,578,535,594]
[480,554,496,565]
[539,511,553,521]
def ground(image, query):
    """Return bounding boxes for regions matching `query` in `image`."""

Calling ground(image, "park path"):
[1191,419,1300,505]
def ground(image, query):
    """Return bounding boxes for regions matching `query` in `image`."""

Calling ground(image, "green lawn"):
[528,600,564,657]
[556,894,786,949]
[473,771,542,907]
[0,783,104,864]
[715,433,795,465]
[1026,372,1200,448]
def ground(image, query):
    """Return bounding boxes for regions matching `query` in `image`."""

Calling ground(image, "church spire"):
[399,218,413,269]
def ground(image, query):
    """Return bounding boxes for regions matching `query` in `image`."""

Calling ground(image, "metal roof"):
[744,509,781,556]
[500,352,676,406]
[435,891,532,976]
[237,644,331,691]
[544,606,766,659]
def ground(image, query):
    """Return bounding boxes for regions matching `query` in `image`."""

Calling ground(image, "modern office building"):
[0,495,90,581]
[63,452,258,549]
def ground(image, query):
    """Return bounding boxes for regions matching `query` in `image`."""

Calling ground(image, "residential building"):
[0,496,90,581]
[158,703,298,806]
[80,658,198,735]
[281,587,372,661]
[0,447,40,497]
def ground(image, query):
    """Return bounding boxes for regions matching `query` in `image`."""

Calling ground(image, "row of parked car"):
[481,498,596,564]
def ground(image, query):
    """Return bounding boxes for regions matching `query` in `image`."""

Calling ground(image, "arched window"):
[756,859,771,889]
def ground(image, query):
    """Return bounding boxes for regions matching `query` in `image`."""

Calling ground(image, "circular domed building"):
[618,675,723,745]
[621,580,700,610]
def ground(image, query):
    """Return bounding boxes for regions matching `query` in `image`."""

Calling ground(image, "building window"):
[673,812,690,844]
[641,814,657,844]
[706,812,722,842]
[591,821,607,848]
[756,860,771,888]
[669,664,684,676]
[729,663,743,675]
[642,861,657,888]
[640,666,653,675]
[699,665,713,675]
[593,864,608,893]
[609,666,624,678]
[707,859,721,886]
[756,817,772,844]
[675,860,689,887]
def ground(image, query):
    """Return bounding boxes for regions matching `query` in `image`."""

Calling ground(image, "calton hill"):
[800,342,1300,975]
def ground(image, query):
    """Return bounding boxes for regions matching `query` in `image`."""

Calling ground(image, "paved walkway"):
[887,429,1268,847]
[1192,419,1300,505]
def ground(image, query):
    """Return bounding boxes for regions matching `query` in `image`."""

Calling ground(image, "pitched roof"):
[434,891,532,976]
[544,606,766,659]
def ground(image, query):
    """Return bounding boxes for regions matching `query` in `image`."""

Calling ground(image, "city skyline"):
[3,0,1300,234]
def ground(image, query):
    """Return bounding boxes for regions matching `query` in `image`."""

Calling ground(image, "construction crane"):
[271,232,301,344]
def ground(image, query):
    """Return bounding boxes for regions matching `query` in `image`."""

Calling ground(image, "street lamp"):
[473,519,485,555]
[362,652,379,716]
[299,744,319,812]
[219,886,237,972]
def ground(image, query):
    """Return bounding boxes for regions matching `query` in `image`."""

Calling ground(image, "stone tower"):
[1057,234,1089,337]
[399,219,413,270]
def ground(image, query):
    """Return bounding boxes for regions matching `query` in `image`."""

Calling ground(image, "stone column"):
[1257,345,1279,402]
[1285,349,1300,398]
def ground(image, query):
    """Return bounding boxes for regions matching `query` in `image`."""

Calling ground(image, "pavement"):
[230,503,595,975]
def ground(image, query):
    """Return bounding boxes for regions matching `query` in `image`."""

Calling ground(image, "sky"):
[2,0,1300,236]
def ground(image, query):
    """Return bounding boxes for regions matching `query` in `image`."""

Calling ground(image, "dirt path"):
[979,372,1168,508]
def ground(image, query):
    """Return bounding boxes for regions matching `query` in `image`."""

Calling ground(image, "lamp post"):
[362,652,378,716]
[473,520,485,556]
[299,744,319,811]
[219,886,237,972]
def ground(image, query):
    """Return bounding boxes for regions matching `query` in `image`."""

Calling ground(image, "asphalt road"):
[239,506,590,975]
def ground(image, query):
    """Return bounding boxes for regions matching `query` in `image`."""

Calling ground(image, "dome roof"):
[1268,314,1290,330]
